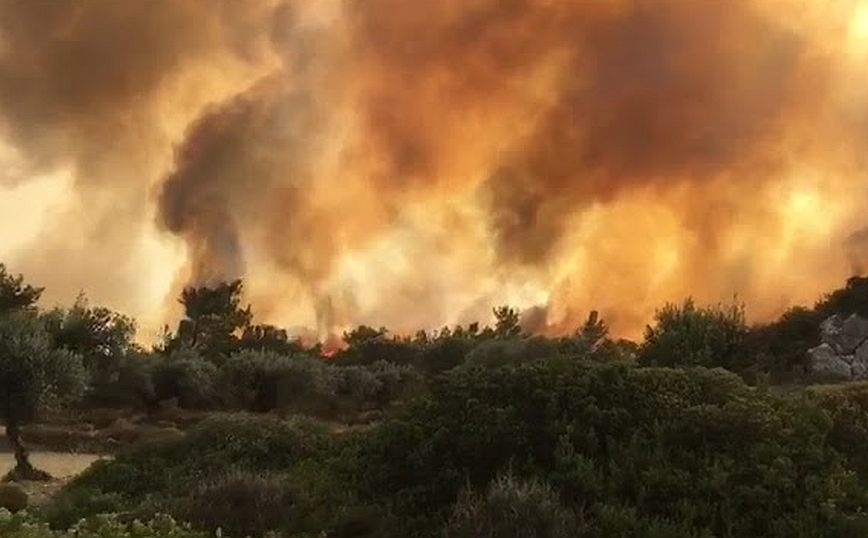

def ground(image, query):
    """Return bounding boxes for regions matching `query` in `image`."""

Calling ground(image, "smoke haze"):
[2,0,868,340]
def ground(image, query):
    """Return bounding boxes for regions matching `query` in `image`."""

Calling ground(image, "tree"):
[747,306,821,382]
[42,294,137,400]
[0,311,84,481]
[816,276,868,319]
[0,264,42,313]
[493,306,521,338]
[336,325,418,366]
[239,323,302,355]
[567,310,608,354]
[169,280,252,360]
[638,299,749,371]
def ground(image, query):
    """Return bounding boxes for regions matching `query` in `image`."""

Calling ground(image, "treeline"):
[6,264,868,536]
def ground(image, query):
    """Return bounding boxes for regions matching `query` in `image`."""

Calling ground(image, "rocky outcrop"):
[808,314,868,381]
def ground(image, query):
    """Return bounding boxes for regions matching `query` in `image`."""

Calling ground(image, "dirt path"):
[1,452,105,506]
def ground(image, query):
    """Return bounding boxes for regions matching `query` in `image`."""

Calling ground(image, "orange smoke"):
[1,0,868,341]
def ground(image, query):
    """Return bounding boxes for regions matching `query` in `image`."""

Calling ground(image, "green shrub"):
[417,337,473,374]
[463,337,559,369]
[150,350,218,409]
[444,474,578,538]
[0,511,208,538]
[638,299,749,371]
[337,361,418,409]
[99,354,156,409]
[218,351,337,413]
[219,351,417,417]
[42,487,126,530]
[188,471,295,537]
[812,382,868,485]
[0,484,28,512]
[589,504,712,538]
[55,414,330,524]
[352,360,862,537]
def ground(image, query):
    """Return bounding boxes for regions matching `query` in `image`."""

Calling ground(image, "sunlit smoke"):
[2,0,868,341]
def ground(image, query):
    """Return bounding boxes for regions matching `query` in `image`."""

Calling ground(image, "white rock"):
[853,341,868,379]
[837,314,868,354]
[808,343,852,381]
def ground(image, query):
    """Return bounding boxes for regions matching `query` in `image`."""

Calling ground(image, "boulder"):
[808,343,852,381]
[835,314,868,354]
[854,341,868,379]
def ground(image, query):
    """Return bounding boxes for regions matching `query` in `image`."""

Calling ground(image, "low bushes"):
[351,361,868,537]
[0,511,208,538]
[188,471,296,537]
[217,351,417,418]
[444,474,578,538]
[58,414,329,508]
[46,360,868,538]
[0,484,27,512]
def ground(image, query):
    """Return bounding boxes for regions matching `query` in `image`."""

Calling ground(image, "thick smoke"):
[2,0,868,338]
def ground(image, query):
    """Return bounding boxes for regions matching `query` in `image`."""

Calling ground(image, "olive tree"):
[0,311,84,481]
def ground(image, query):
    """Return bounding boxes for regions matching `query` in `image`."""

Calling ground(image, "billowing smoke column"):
[2,0,868,339]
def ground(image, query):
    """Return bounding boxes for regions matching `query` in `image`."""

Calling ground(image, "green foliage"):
[64,414,329,502]
[0,511,209,538]
[639,299,749,370]
[218,350,416,417]
[0,484,28,512]
[0,265,43,313]
[335,326,418,366]
[49,414,344,535]
[416,337,473,374]
[150,350,218,409]
[188,471,296,537]
[444,474,578,538]
[816,276,868,319]
[0,310,85,424]
[0,310,85,479]
[110,354,158,409]
[238,323,301,355]
[567,311,609,354]
[463,337,559,369]
[493,306,522,338]
[812,382,868,483]
[42,295,138,404]
[748,306,821,382]
[41,487,126,530]
[218,351,334,413]
[168,280,252,360]
[352,361,862,537]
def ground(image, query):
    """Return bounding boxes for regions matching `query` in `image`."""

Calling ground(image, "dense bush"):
[351,361,867,537]
[188,471,296,537]
[218,351,336,413]
[462,337,560,369]
[0,484,28,512]
[747,307,821,383]
[444,474,578,538]
[812,382,868,482]
[416,337,474,374]
[0,511,209,538]
[639,300,749,370]
[56,414,329,518]
[47,359,868,537]
[816,276,868,319]
[218,350,417,418]
[150,350,219,409]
